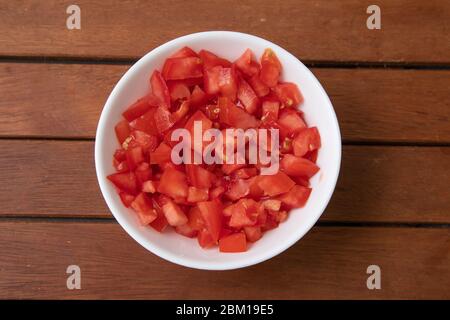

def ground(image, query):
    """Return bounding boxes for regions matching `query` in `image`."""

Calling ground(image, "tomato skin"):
[293,127,321,157]
[119,192,135,208]
[158,167,189,199]
[237,78,259,114]
[257,171,296,196]
[114,120,131,144]
[199,50,231,69]
[108,172,138,195]
[197,200,223,243]
[276,185,312,209]
[131,193,157,225]
[122,96,153,122]
[150,71,171,109]
[162,57,203,81]
[274,82,303,107]
[280,154,320,178]
[234,49,259,77]
[219,232,247,252]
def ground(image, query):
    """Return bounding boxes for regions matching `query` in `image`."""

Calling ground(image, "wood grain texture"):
[1,63,449,143]
[0,221,448,299]
[0,140,449,223]
[0,1,449,63]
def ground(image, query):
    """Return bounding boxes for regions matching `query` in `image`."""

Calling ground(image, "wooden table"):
[0,0,449,299]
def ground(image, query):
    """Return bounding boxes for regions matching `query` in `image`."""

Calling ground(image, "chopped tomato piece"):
[113,159,129,173]
[131,193,157,225]
[188,206,206,231]
[114,120,130,144]
[126,146,144,170]
[276,185,312,208]
[248,74,270,97]
[185,164,214,189]
[219,232,247,253]
[149,142,172,164]
[150,70,170,109]
[129,108,159,136]
[108,172,138,195]
[119,192,135,208]
[161,199,188,226]
[199,50,231,69]
[218,67,238,101]
[158,167,188,199]
[210,186,225,199]
[234,49,259,77]
[135,162,152,185]
[153,106,174,134]
[130,130,158,154]
[122,96,152,122]
[175,223,197,238]
[274,82,303,107]
[261,100,279,122]
[257,171,295,196]
[142,180,157,193]
[237,78,259,114]
[277,109,307,138]
[197,229,215,248]
[280,154,320,178]
[225,179,250,201]
[293,127,321,157]
[197,200,223,243]
[203,65,222,95]
[162,57,203,81]
[170,46,198,58]
[187,186,209,202]
[244,226,262,242]
[260,48,281,88]
[168,81,191,102]
[190,85,208,107]
[218,97,259,129]
[149,209,168,232]
[171,100,190,123]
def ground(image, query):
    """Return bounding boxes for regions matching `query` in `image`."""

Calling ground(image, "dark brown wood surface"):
[0,0,449,299]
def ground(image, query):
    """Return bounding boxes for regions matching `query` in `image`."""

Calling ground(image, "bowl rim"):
[95,30,342,270]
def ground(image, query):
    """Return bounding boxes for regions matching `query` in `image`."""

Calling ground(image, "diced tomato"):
[190,85,208,108]
[153,106,174,134]
[247,176,265,199]
[244,226,262,242]
[185,164,214,189]
[210,186,225,199]
[162,57,203,81]
[257,171,295,196]
[175,223,198,238]
[305,149,318,163]
[149,142,172,164]
[170,46,198,58]
[262,199,281,211]
[161,199,188,226]
[150,70,170,109]
[199,50,231,69]
[234,49,259,77]
[277,109,307,138]
[203,65,222,95]
[184,110,213,148]
[261,100,279,122]
[197,200,222,243]
[292,127,321,157]
[219,232,247,253]
[232,168,257,179]
[119,192,135,208]
[108,172,138,195]
[237,78,259,114]
[218,97,259,129]
[187,186,209,202]
[158,167,188,199]
[142,180,157,193]
[197,229,215,248]
[135,162,152,185]
[225,179,250,201]
[248,74,270,97]
[114,149,127,161]
[168,81,191,102]
[280,154,320,178]
[114,120,130,144]
[129,108,159,136]
[126,146,144,171]
[130,130,158,154]
[218,67,238,101]
[122,96,153,122]
[274,82,303,107]
[113,159,129,173]
[276,185,312,208]
[171,100,190,123]
[188,206,206,231]
[260,48,281,88]
[149,209,168,232]
[131,193,157,225]
[221,162,245,175]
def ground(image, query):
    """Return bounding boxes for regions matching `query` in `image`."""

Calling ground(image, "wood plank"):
[1,63,449,143]
[0,140,449,223]
[0,221,448,299]
[0,1,449,63]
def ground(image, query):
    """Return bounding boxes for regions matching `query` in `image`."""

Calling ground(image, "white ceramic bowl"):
[95,31,341,270]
